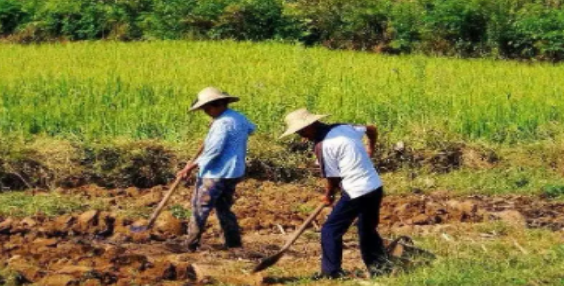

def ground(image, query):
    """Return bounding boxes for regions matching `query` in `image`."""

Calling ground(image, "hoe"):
[251,205,437,274]
[130,176,183,233]
[131,146,204,233]
[252,203,326,273]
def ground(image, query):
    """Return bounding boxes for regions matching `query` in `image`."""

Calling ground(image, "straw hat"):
[280,108,329,138]
[189,87,239,111]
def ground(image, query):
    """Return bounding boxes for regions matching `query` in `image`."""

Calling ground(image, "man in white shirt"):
[281,108,388,279]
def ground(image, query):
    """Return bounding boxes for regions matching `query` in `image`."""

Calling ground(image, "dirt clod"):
[7,256,44,282]
[37,274,78,286]
[153,211,184,239]
[489,210,527,226]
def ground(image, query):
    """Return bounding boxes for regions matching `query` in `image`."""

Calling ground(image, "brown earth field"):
[1,179,564,285]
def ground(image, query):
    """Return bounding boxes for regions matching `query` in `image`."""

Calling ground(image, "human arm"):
[365,125,378,158]
[177,142,205,179]
[177,121,229,179]
[322,177,341,206]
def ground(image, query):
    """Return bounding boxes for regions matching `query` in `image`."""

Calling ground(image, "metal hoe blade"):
[252,251,284,273]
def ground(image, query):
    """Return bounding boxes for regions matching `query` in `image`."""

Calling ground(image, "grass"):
[0,192,88,217]
[260,223,564,286]
[169,204,192,220]
[542,185,564,199]
[0,268,20,286]
[379,228,564,285]
[0,41,563,143]
[381,167,564,196]
[0,191,191,218]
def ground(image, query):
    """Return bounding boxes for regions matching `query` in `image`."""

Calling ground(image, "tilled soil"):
[1,180,564,285]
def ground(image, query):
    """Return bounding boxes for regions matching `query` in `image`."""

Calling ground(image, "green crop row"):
[1,41,563,143]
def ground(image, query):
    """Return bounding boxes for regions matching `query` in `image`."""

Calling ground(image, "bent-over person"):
[281,108,389,279]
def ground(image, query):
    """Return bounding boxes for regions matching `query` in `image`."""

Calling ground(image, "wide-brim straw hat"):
[189,87,240,111]
[280,108,329,138]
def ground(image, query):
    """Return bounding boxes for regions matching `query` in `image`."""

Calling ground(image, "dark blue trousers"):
[321,188,387,275]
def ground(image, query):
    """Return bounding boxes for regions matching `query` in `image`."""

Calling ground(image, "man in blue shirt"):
[177,87,256,251]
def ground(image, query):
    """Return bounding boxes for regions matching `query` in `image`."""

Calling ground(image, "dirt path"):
[1,181,563,285]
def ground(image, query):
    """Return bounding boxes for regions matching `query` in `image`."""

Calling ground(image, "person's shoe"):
[311,270,350,280]
[168,239,198,253]
[186,242,199,252]
[183,232,201,252]
[224,237,243,249]
[226,242,243,249]
[163,239,186,253]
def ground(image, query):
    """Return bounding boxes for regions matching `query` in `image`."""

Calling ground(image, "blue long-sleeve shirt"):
[196,109,256,178]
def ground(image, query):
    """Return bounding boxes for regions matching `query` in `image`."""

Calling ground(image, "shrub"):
[103,0,151,40]
[30,0,109,40]
[2,0,564,60]
[511,4,564,60]
[387,1,424,53]
[0,0,26,35]
[211,0,284,41]
[140,0,197,39]
[284,0,391,50]
[420,0,489,56]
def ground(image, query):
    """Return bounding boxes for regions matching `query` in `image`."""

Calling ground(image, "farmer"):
[177,86,256,251]
[280,108,388,279]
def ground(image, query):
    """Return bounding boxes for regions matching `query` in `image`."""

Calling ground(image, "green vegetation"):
[0,21,562,284]
[542,184,564,199]
[383,167,564,197]
[0,190,189,218]
[1,0,564,60]
[0,268,20,286]
[1,41,563,143]
[0,41,563,192]
[259,223,564,285]
[0,192,86,216]
[379,226,564,285]
[169,204,191,220]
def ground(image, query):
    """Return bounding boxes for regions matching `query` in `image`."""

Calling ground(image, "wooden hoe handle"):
[251,202,327,273]
[281,203,326,251]
[146,176,183,229]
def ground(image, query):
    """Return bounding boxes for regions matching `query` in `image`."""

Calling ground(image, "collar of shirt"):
[208,108,232,126]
